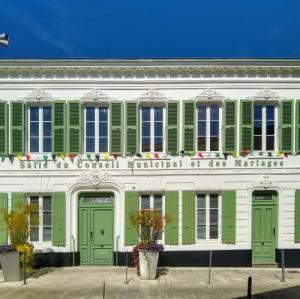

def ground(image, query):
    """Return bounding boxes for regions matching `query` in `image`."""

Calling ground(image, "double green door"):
[252,191,277,264]
[79,193,114,265]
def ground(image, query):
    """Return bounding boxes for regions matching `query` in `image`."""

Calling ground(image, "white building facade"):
[0,59,300,267]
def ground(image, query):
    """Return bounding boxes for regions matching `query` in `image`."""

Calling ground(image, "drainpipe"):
[71,235,75,267]
[116,235,120,266]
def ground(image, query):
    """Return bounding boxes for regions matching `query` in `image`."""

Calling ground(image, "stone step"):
[252,263,278,268]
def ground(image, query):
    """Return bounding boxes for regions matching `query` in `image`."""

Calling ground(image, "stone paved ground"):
[0,267,300,298]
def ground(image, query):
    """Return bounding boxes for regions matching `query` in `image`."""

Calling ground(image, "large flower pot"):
[138,250,159,280]
[0,251,22,282]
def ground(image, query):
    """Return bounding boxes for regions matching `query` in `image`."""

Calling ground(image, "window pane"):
[210,195,218,208]
[266,136,274,151]
[210,137,219,151]
[210,122,219,136]
[86,107,95,121]
[197,209,206,225]
[43,196,51,210]
[30,196,39,204]
[43,138,52,152]
[197,225,206,239]
[153,195,162,210]
[154,137,163,152]
[154,107,163,121]
[141,195,150,209]
[266,105,275,120]
[198,121,206,136]
[266,121,274,135]
[254,121,262,135]
[43,227,52,242]
[210,106,219,121]
[43,212,51,226]
[30,107,39,121]
[209,225,218,239]
[99,123,108,137]
[86,138,95,152]
[154,122,163,137]
[142,123,150,137]
[197,137,206,151]
[99,138,108,152]
[30,138,39,153]
[197,195,206,208]
[30,227,39,242]
[43,106,52,121]
[43,122,52,136]
[86,123,95,137]
[198,106,206,120]
[30,122,39,137]
[210,209,218,224]
[142,107,150,121]
[254,105,262,120]
[254,136,262,150]
[142,138,151,152]
[99,107,108,121]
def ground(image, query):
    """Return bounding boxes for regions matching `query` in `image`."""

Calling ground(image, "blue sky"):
[0,0,299,59]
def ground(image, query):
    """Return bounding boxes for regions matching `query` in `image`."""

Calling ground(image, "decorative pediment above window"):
[81,89,111,104]
[194,89,224,104]
[251,88,281,102]
[137,89,168,105]
[24,88,53,104]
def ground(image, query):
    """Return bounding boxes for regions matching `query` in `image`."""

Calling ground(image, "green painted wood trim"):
[240,100,253,152]
[124,191,139,246]
[295,190,300,243]
[224,100,237,152]
[183,101,195,152]
[125,102,138,154]
[182,191,196,245]
[10,101,24,154]
[167,101,179,153]
[11,192,26,212]
[52,192,66,246]
[52,101,66,154]
[165,191,179,245]
[0,193,8,245]
[222,190,236,244]
[280,100,294,153]
[296,101,300,154]
[67,101,82,154]
[110,102,124,155]
[0,102,8,154]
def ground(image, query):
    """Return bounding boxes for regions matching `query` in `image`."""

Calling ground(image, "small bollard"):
[102,279,106,299]
[247,276,252,299]
[125,250,128,284]
[281,249,286,282]
[208,250,212,284]
[23,252,26,285]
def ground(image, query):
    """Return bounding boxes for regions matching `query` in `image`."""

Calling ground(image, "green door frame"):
[251,190,278,265]
[78,192,115,265]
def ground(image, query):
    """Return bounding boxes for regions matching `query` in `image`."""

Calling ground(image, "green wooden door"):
[252,192,277,264]
[79,193,114,265]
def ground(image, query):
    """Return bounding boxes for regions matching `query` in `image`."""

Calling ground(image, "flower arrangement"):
[16,243,35,273]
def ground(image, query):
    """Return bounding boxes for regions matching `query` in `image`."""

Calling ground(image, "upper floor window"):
[28,106,52,153]
[85,106,109,153]
[141,106,164,152]
[197,105,220,152]
[253,104,276,151]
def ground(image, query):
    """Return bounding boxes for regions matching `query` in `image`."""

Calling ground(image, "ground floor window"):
[29,195,52,242]
[196,193,220,240]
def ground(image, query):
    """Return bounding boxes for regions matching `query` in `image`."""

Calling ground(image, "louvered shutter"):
[124,191,139,246]
[224,101,237,152]
[165,191,179,245]
[110,102,123,154]
[240,100,253,151]
[184,101,195,152]
[297,101,300,153]
[280,100,294,153]
[126,102,138,154]
[0,102,8,154]
[52,192,66,246]
[295,190,300,243]
[52,101,66,153]
[68,101,81,153]
[222,190,236,244]
[11,192,26,212]
[182,191,196,244]
[10,102,24,154]
[0,193,8,245]
[167,102,179,153]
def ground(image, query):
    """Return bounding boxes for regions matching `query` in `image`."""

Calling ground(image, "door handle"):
[262,242,264,245]
[90,231,93,239]
[273,228,276,236]
[101,229,104,235]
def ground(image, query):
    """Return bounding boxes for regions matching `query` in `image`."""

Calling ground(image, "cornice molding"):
[194,88,224,103]
[81,89,111,103]
[137,89,168,104]
[24,88,53,103]
[249,88,282,102]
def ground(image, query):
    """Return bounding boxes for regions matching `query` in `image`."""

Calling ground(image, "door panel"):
[79,208,90,264]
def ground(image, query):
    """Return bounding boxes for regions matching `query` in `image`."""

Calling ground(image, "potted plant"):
[0,203,38,281]
[131,209,169,280]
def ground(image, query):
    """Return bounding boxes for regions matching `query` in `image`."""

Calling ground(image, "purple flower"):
[0,245,14,253]
[144,243,164,253]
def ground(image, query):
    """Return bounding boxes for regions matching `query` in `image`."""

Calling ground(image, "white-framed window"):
[84,106,109,153]
[28,106,52,153]
[29,195,52,243]
[196,193,220,241]
[197,104,221,152]
[140,194,164,241]
[253,104,277,151]
[140,106,165,152]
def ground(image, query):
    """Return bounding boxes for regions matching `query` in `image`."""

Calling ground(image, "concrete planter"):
[0,251,22,282]
[138,251,159,280]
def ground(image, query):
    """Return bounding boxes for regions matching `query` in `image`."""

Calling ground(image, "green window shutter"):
[165,191,179,245]
[240,100,253,151]
[0,193,8,245]
[125,191,139,246]
[222,190,236,244]
[182,191,196,245]
[10,102,24,154]
[0,102,8,154]
[295,190,300,243]
[68,101,82,154]
[126,102,138,154]
[11,192,26,212]
[52,101,66,153]
[224,101,237,152]
[167,102,179,153]
[280,100,294,153]
[52,192,66,246]
[296,101,300,153]
[184,101,195,152]
[110,102,123,154]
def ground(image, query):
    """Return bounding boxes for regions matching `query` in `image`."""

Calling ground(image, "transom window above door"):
[141,106,164,152]
[197,105,221,152]
[28,106,52,153]
[84,106,109,153]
